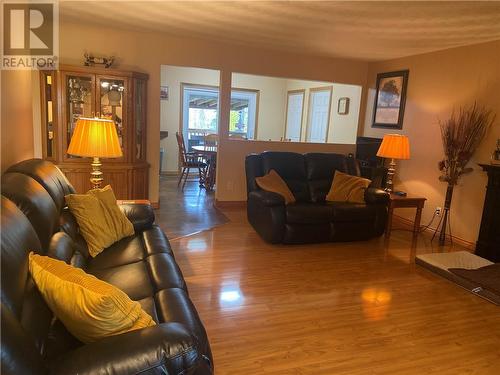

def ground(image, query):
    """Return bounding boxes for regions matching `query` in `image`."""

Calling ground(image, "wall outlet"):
[435,207,442,216]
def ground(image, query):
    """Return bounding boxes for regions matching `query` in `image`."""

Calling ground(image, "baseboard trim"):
[214,199,247,209]
[392,214,475,250]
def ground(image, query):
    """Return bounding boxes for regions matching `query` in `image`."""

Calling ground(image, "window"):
[284,90,305,142]
[230,89,259,140]
[306,87,333,143]
[181,85,219,150]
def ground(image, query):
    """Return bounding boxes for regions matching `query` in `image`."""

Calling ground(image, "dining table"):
[192,145,217,191]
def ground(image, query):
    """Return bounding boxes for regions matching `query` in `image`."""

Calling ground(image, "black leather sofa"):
[1,159,213,375]
[245,152,390,244]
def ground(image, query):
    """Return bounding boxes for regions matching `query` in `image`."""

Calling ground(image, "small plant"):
[438,103,495,185]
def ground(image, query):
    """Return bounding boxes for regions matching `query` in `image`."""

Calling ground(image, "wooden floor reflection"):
[170,209,500,375]
[155,175,228,239]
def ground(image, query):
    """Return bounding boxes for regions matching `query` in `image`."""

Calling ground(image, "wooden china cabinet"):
[40,65,149,199]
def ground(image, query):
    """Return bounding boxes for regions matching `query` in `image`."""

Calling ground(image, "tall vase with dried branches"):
[436,103,495,245]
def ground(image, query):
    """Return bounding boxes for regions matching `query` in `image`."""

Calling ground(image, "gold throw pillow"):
[255,169,296,204]
[65,185,134,257]
[326,171,371,203]
[29,252,155,343]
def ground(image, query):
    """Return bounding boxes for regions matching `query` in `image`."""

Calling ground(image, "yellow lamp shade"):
[67,117,122,158]
[376,134,410,160]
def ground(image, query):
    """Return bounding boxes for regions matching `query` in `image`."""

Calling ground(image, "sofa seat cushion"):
[87,236,145,270]
[155,288,210,352]
[88,261,156,301]
[330,202,379,222]
[89,253,186,300]
[286,203,334,224]
[86,226,174,272]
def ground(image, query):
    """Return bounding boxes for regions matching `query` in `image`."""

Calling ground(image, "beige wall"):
[1,70,35,172]
[231,73,287,142]
[284,80,362,143]
[362,40,500,244]
[55,20,368,203]
[329,83,362,144]
[160,66,220,172]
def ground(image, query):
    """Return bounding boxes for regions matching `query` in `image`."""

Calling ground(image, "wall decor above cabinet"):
[40,65,149,199]
[84,53,115,68]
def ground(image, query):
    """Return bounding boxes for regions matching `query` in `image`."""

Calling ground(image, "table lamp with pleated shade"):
[67,117,122,189]
[376,134,410,192]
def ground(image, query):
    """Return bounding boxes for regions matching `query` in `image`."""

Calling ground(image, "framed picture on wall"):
[337,97,350,115]
[372,70,409,129]
[160,86,169,100]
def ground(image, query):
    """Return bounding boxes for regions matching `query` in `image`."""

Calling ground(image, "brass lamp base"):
[384,158,396,193]
[90,156,103,189]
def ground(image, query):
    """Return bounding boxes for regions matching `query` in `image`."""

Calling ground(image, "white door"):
[306,88,332,143]
[285,91,304,142]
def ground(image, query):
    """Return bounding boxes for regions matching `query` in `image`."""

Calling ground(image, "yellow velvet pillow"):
[326,171,371,203]
[29,252,155,343]
[65,185,134,257]
[255,169,296,204]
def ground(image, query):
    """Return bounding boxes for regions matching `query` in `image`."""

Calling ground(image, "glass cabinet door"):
[65,73,94,158]
[97,76,127,157]
[134,79,147,160]
[41,71,56,159]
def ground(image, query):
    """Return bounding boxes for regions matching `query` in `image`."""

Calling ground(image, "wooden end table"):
[386,194,427,238]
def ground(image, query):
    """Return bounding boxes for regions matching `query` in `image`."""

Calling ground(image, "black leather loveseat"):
[1,159,213,375]
[245,152,389,244]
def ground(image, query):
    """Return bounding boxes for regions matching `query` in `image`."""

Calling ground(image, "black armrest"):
[51,323,206,375]
[364,188,389,205]
[248,190,285,207]
[118,202,155,232]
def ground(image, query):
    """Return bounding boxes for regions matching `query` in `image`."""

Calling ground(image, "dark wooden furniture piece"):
[39,65,149,199]
[176,132,207,190]
[475,164,500,262]
[386,194,426,238]
[192,145,217,192]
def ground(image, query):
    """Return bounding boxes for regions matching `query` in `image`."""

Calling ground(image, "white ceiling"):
[60,1,500,61]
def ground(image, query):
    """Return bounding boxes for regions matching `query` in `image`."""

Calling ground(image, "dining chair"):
[175,132,207,190]
[204,133,218,147]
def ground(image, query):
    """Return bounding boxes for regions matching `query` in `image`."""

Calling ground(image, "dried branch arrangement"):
[438,103,495,185]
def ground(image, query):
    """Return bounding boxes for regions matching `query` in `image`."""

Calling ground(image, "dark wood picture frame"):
[372,70,409,129]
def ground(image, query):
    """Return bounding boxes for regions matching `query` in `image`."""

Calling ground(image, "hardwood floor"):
[155,175,228,239]
[168,209,500,374]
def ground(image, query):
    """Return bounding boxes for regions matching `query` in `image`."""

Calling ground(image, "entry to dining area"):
[175,131,218,192]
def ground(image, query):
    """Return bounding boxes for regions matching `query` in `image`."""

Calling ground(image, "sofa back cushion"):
[1,172,59,251]
[305,153,348,202]
[6,159,75,212]
[1,197,50,371]
[261,152,309,202]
